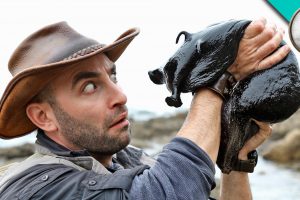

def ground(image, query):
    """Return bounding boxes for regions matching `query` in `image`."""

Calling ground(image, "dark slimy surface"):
[149,20,300,173]
[148,19,251,107]
[219,45,300,173]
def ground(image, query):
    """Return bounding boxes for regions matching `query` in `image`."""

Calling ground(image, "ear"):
[26,102,58,132]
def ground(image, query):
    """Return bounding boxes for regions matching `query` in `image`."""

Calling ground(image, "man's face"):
[48,54,130,155]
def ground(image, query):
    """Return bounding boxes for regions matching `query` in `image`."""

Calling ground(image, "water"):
[250,157,300,199]
[214,156,300,199]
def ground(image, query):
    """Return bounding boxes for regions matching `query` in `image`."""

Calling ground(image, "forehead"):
[50,54,115,88]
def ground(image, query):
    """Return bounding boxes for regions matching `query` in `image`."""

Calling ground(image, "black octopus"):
[148,20,300,173]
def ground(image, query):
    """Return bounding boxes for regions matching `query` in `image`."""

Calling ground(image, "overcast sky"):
[0,0,296,115]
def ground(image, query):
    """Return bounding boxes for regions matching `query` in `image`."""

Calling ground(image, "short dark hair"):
[29,84,55,104]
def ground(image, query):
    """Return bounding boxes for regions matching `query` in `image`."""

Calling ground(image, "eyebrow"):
[72,71,101,89]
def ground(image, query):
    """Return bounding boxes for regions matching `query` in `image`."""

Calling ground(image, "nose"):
[108,82,127,109]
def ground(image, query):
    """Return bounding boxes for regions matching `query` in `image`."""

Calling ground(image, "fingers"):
[251,119,272,135]
[258,44,290,70]
[227,18,288,81]
[243,18,266,39]
[238,120,272,160]
[251,24,277,47]
[256,27,285,59]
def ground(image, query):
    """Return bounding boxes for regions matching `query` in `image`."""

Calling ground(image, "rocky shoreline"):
[260,110,300,172]
[1,110,300,170]
[1,110,300,199]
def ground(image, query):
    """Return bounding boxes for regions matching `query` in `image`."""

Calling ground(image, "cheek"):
[77,103,106,122]
[60,97,107,123]
[85,104,106,125]
[54,85,110,125]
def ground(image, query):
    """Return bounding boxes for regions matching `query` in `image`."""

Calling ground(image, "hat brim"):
[0,27,140,139]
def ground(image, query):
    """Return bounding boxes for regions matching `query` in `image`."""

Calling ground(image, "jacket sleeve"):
[130,137,216,200]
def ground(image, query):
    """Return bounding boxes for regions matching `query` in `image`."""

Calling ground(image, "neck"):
[89,153,113,167]
[45,131,82,151]
[44,131,113,167]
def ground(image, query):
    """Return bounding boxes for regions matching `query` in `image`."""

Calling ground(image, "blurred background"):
[0,0,300,199]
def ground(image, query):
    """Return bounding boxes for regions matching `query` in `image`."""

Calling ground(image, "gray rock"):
[262,129,300,163]
[130,111,186,143]
[0,143,34,160]
[271,110,300,140]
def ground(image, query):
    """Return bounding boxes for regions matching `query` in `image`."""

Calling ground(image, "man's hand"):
[238,120,272,160]
[228,18,290,81]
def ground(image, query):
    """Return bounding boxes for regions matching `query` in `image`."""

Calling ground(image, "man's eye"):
[83,82,96,93]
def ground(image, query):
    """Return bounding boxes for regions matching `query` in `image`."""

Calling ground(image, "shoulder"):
[0,163,148,200]
[0,164,79,199]
[116,145,156,168]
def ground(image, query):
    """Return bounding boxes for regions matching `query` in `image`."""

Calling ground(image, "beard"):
[50,101,131,155]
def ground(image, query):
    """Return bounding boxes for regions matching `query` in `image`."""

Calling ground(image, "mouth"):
[109,112,129,129]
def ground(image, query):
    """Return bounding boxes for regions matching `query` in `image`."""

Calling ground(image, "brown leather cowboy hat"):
[0,21,140,139]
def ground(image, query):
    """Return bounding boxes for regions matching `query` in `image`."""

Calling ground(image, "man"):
[0,18,289,199]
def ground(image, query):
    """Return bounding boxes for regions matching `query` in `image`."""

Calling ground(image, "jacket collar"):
[35,129,121,173]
